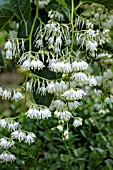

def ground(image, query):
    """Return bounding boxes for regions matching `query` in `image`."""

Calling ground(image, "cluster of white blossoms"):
[38,0,51,8]
[73,118,83,128]
[75,28,110,55]
[0,152,16,162]
[72,61,88,71]
[0,118,36,161]
[0,87,23,101]
[63,129,69,140]
[35,19,70,53]
[49,61,72,73]
[11,131,36,144]
[0,138,15,149]
[25,106,51,119]
[46,81,68,94]
[54,110,72,122]
[62,89,86,101]
[5,39,24,60]
[22,58,44,70]
[18,52,45,70]
[1,2,113,161]
[48,10,64,21]
[0,119,19,131]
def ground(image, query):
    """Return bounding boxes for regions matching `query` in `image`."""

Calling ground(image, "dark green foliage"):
[82,0,113,9]
[0,0,31,30]
[10,0,31,21]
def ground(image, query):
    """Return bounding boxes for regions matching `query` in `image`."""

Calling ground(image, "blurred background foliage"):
[0,0,113,169]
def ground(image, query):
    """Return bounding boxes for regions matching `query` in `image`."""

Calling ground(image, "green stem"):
[24,71,29,106]
[24,21,28,37]
[71,0,74,51]
[29,5,38,51]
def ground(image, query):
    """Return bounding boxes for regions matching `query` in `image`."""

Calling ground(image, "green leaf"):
[0,0,14,30]
[82,0,113,9]
[56,0,68,9]
[95,147,105,153]
[10,0,31,21]
[105,159,113,170]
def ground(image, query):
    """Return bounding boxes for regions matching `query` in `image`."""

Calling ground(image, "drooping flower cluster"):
[0,87,23,101]
[11,131,36,144]
[18,52,45,70]
[5,39,25,59]
[0,152,16,162]
[0,138,15,149]
[0,119,19,131]
[25,106,51,120]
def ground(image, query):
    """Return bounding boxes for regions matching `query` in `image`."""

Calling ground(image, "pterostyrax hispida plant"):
[0,0,113,163]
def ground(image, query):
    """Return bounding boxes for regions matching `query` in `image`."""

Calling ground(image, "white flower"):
[62,89,86,101]
[25,108,40,119]
[104,97,113,103]
[63,63,72,73]
[99,109,110,114]
[48,36,54,45]
[94,89,103,96]
[2,90,11,100]
[40,109,51,119]
[0,119,7,128]
[72,61,88,71]
[6,50,13,59]
[69,81,77,88]
[88,76,97,86]
[12,91,23,101]
[55,37,62,48]
[25,132,36,145]
[38,0,50,8]
[95,76,103,86]
[26,81,33,91]
[54,47,60,53]
[49,62,64,72]
[54,110,72,122]
[59,81,68,92]
[31,59,44,70]
[96,53,112,59]
[38,86,47,95]
[52,100,66,109]
[63,130,69,140]
[11,130,26,141]
[68,101,80,110]
[35,39,43,48]
[87,29,95,37]
[57,125,63,131]
[55,11,64,21]
[0,152,16,162]
[0,87,3,96]
[7,121,19,131]
[73,118,83,128]
[86,40,97,52]
[22,59,31,70]
[103,69,113,79]
[0,138,15,149]
[25,108,51,119]
[46,81,56,93]
[5,40,12,50]
[71,72,88,82]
